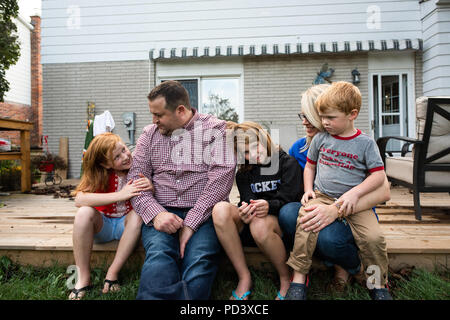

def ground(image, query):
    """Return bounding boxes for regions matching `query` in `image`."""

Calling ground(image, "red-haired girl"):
[69,132,152,300]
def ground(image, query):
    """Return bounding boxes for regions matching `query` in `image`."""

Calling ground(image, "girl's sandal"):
[102,279,121,293]
[276,291,286,300]
[68,285,93,300]
[230,290,251,300]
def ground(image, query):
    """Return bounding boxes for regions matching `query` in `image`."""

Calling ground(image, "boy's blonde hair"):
[315,81,362,115]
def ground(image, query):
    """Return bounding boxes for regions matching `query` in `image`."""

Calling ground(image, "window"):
[162,77,242,123]
[201,78,240,123]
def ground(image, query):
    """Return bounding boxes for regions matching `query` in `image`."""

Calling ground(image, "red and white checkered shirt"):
[128,110,236,231]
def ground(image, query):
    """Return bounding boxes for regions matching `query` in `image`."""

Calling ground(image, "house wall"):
[1,16,42,148]
[421,0,450,95]
[243,53,369,150]
[41,0,422,64]
[42,60,151,178]
[4,17,32,106]
[415,51,424,98]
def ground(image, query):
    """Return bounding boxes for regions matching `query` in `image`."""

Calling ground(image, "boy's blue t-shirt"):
[289,137,308,170]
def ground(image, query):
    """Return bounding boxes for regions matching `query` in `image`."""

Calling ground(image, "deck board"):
[1,186,450,270]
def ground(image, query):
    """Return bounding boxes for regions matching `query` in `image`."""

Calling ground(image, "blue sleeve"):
[289,137,308,169]
[288,143,295,157]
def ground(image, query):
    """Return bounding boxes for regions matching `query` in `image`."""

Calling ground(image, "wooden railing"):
[0,118,33,192]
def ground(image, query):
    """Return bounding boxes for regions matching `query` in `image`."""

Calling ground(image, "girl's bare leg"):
[103,210,142,293]
[212,201,251,299]
[70,206,103,299]
[250,215,291,299]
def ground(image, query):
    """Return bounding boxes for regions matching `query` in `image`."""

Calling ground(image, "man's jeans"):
[136,207,221,300]
[279,202,361,275]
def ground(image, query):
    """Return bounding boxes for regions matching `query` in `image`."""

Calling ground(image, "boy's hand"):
[249,199,269,218]
[238,201,257,224]
[301,190,316,206]
[335,190,360,216]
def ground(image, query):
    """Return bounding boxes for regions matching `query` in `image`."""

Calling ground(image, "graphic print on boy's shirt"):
[306,130,384,198]
[317,147,360,170]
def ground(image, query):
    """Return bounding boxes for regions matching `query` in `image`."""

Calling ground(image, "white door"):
[370,73,414,153]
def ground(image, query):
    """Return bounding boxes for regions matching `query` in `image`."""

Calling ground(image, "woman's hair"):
[230,121,277,172]
[73,132,124,195]
[300,84,330,150]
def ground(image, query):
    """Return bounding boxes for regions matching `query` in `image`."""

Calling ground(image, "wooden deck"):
[0,182,449,272]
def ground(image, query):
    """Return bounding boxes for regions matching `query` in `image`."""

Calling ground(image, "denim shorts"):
[94,214,126,244]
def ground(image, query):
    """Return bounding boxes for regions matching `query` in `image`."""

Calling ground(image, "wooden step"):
[1,191,450,271]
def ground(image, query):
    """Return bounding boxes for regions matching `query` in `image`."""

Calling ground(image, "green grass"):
[0,255,449,300]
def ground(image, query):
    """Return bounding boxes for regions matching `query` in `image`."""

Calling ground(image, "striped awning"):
[150,39,422,59]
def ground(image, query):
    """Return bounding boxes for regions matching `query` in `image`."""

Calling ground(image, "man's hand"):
[152,211,183,234]
[179,226,194,259]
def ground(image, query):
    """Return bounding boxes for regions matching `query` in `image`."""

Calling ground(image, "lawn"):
[0,255,449,300]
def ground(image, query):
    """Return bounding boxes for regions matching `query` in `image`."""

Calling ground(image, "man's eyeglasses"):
[297,113,309,122]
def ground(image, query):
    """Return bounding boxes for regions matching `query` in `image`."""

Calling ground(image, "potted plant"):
[31,153,67,173]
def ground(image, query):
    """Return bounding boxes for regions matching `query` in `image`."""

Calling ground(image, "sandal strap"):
[70,285,93,299]
[277,291,286,300]
[232,290,251,300]
[104,279,119,286]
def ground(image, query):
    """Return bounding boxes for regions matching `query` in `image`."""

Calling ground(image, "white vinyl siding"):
[421,1,450,95]
[4,17,32,106]
[42,0,422,63]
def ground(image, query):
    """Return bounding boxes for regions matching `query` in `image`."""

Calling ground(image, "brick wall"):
[0,16,42,148]
[30,15,42,147]
[43,60,151,178]
[0,102,32,145]
[243,53,369,149]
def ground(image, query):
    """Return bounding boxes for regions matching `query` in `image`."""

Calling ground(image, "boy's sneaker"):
[369,287,393,300]
[285,276,309,300]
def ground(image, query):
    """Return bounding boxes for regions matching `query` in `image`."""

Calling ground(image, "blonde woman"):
[287,84,391,295]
